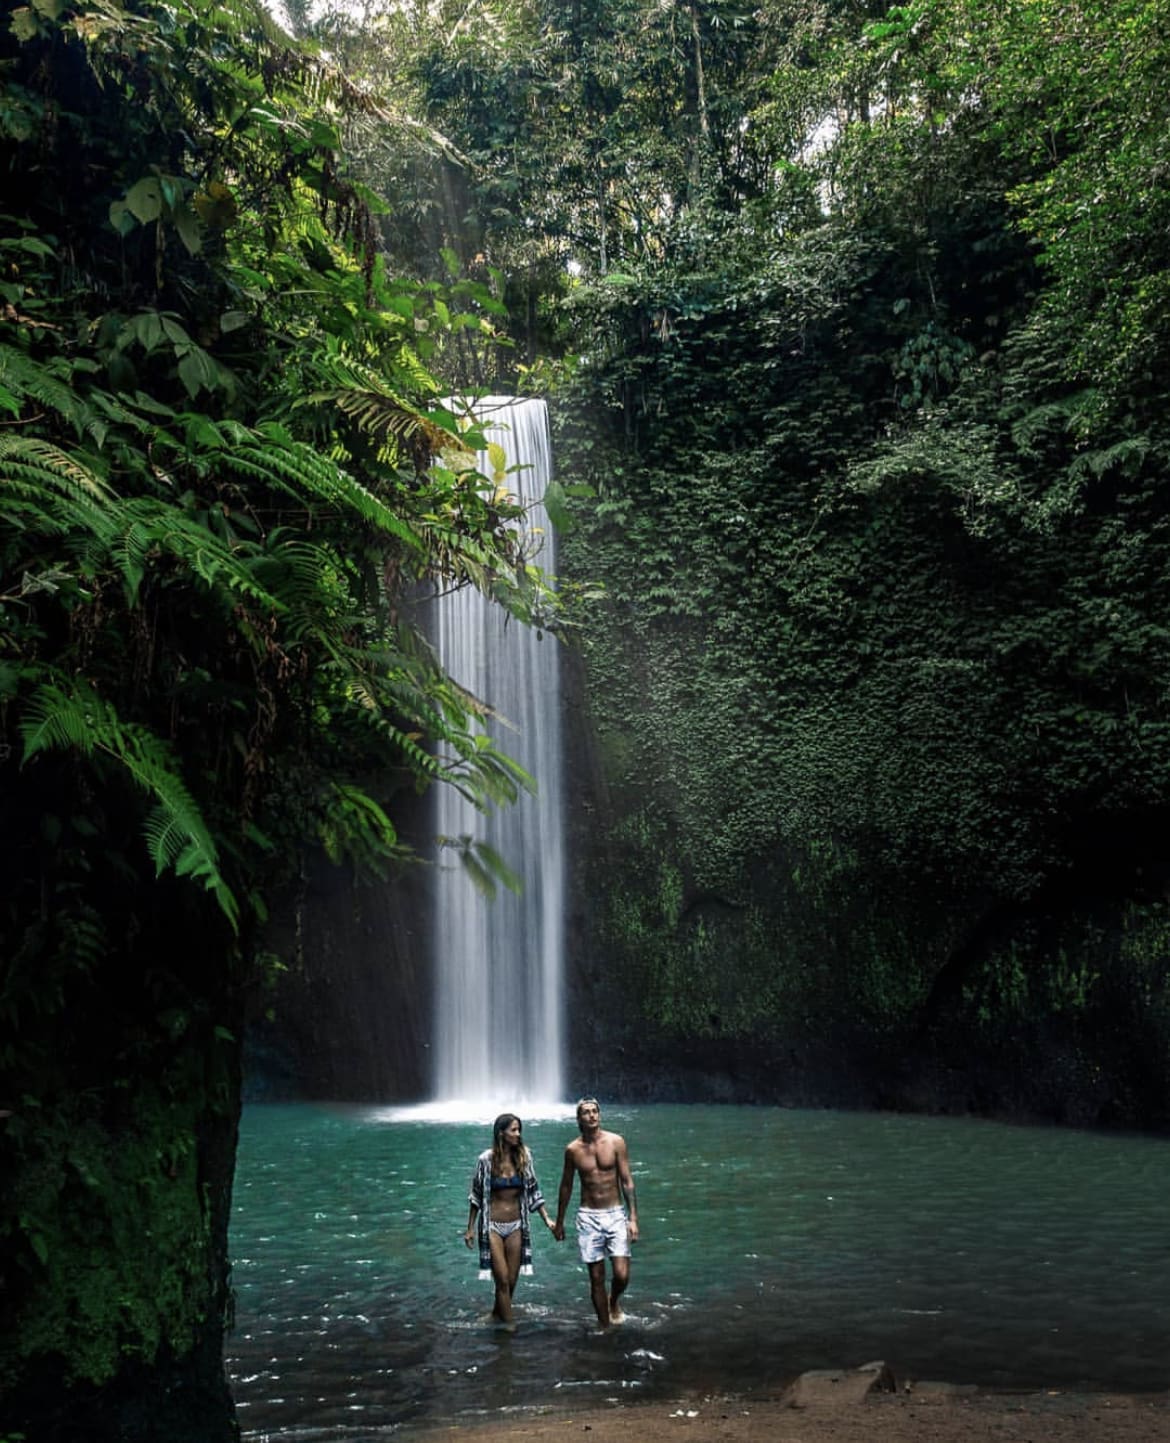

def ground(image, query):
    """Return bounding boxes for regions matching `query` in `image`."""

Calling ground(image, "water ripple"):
[229,1103,1170,1439]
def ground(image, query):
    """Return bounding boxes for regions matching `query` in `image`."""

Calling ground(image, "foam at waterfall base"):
[374,1098,576,1124]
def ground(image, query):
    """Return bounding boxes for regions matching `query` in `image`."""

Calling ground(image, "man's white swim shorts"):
[576,1205,630,1262]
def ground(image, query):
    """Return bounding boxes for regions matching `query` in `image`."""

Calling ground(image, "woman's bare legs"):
[505,1226,523,1299]
[488,1228,523,1323]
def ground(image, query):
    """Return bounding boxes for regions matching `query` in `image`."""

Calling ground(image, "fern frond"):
[223,435,424,551]
[0,434,114,500]
[300,348,470,463]
[19,679,239,930]
[111,497,283,611]
[300,619,533,808]
[0,346,98,439]
[391,344,444,397]
[321,386,459,459]
[1069,435,1149,481]
[143,808,189,872]
[349,706,445,779]
[1010,400,1077,454]
[368,661,534,807]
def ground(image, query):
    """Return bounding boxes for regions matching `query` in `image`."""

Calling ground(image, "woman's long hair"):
[490,1113,531,1176]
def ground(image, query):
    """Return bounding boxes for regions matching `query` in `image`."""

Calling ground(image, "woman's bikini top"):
[490,1174,523,1191]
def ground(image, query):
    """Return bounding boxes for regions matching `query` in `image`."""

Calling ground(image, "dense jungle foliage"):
[4,0,1170,1433]
[0,0,550,1435]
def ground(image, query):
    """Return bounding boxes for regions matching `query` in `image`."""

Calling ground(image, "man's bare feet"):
[608,1306,625,1324]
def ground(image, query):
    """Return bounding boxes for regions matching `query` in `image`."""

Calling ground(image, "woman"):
[464,1113,555,1324]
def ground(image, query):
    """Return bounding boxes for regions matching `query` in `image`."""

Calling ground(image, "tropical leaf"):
[437,835,523,898]
[18,680,239,930]
[221,432,426,552]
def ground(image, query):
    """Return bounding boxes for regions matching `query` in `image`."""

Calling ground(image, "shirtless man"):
[553,1097,639,1328]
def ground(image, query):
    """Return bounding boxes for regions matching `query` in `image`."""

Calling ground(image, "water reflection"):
[228,1104,1170,1440]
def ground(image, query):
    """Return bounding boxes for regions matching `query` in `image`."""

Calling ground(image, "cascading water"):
[430,397,565,1113]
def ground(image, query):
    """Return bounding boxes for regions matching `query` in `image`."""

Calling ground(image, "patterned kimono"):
[468,1149,547,1280]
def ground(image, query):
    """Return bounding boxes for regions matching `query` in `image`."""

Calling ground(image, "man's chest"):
[578,1141,618,1176]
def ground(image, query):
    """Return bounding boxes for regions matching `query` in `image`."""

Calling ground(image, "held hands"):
[552,1220,565,1242]
[463,1228,475,1248]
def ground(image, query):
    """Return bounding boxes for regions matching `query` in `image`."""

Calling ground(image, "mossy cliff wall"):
[0,1027,241,1442]
[0,855,243,1443]
[544,202,1170,1133]
[558,605,1170,1131]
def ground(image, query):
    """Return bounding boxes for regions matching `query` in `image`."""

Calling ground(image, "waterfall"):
[431,397,565,1113]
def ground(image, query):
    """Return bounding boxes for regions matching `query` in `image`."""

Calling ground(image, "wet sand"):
[399,1368,1170,1443]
